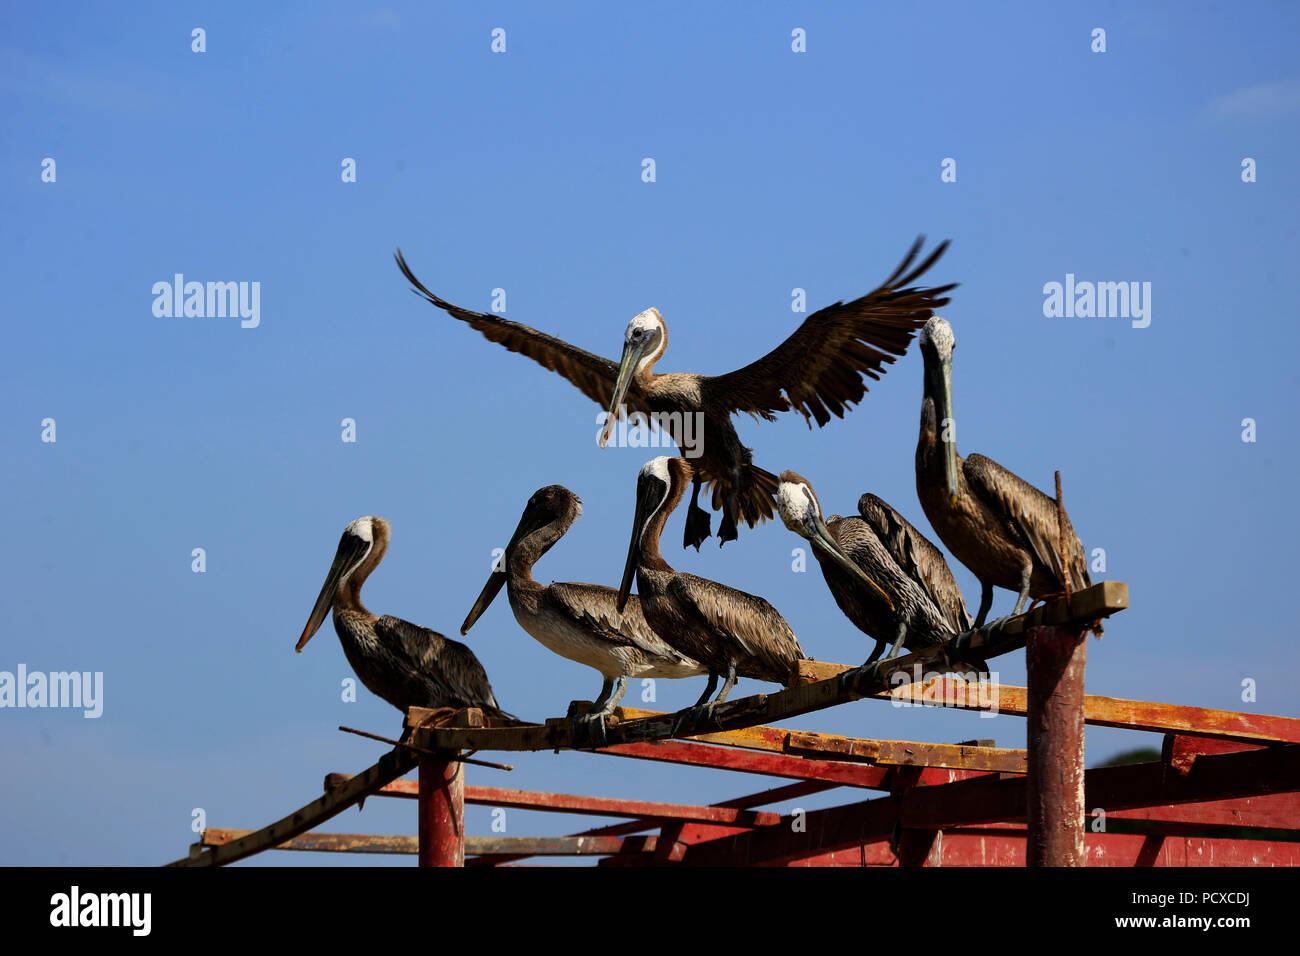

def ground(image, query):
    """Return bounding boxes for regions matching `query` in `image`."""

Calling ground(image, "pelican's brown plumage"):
[617,457,805,731]
[396,238,954,549]
[460,484,704,739]
[777,473,964,670]
[915,317,1094,629]
[296,516,512,738]
[856,492,972,633]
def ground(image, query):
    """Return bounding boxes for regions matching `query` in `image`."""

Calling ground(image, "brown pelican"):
[617,457,806,731]
[915,317,1094,629]
[857,492,972,634]
[460,484,705,743]
[296,516,512,739]
[776,473,961,673]
[396,238,954,549]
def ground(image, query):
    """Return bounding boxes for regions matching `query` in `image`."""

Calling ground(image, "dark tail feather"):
[706,463,779,529]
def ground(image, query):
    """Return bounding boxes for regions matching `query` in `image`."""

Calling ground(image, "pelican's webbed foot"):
[717,508,739,547]
[670,702,718,737]
[683,477,712,550]
[683,504,712,550]
[570,712,609,749]
[979,614,1015,640]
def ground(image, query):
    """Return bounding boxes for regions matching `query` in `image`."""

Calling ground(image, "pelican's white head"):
[622,308,667,374]
[919,316,954,358]
[776,471,822,539]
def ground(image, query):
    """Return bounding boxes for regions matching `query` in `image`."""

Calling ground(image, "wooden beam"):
[463,786,781,827]
[403,583,1129,757]
[201,830,656,857]
[599,739,988,790]
[165,748,416,867]
[791,668,1300,746]
[466,780,834,868]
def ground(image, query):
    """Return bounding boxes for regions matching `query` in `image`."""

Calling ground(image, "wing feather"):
[543,583,699,667]
[374,615,512,719]
[702,238,955,425]
[668,575,804,682]
[395,250,652,417]
[857,493,972,631]
[962,455,1091,593]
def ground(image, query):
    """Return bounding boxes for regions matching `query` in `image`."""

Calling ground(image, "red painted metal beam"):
[466,780,836,868]
[681,742,1300,866]
[417,753,464,867]
[772,831,1300,867]
[1025,624,1087,866]
[599,740,986,789]
[1108,792,1300,830]
[463,786,780,828]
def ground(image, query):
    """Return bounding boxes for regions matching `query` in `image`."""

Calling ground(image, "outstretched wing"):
[702,238,955,425]
[374,615,512,719]
[857,493,972,631]
[396,249,653,417]
[962,455,1091,593]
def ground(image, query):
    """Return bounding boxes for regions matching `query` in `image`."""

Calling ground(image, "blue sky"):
[2,2,1297,866]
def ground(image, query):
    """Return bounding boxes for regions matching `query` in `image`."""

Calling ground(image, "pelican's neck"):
[335,536,387,620]
[917,349,947,459]
[507,511,575,587]
[640,474,686,574]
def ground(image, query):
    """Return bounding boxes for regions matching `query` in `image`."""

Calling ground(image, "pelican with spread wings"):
[396,238,954,549]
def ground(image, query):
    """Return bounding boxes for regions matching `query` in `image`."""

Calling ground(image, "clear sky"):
[2,2,1297,866]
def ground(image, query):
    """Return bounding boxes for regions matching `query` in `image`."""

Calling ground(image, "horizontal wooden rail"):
[201,829,657,857]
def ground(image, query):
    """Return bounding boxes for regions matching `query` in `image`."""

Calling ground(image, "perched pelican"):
[777,473,960,671]
[617,457,805,731]
[396,238,954,549]
[857,493,972,634]
[460,484,705,741]
[297,516,512,739]
[915,317,1094,629]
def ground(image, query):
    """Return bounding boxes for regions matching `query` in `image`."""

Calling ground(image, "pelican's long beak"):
[600,338,649,449]
[617,477,659,612]
[938,358,959,505]
[296,535,367,652]
[807,517,896,613]
[463,504,541,634]
[462,570,507,634]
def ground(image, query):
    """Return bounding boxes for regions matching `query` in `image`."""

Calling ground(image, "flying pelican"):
[617,457,806,731]
[460,484,705,743]
[396,238,954,549]
[297,516,512,740]
[915,317,1094,629]
[776,472,961,672]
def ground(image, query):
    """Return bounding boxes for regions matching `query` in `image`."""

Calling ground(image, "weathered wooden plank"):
[1162,734,1266,775]
[467,780,834,868]
[165,748,417,867]
[600,740,986,790]
[792,668,1300,746]
[463,786,780,827]
[783,732,1027,774]
[321,777,781,827]
[402,583,1128,756]
[203,828,416,855]
[201,830,654,857]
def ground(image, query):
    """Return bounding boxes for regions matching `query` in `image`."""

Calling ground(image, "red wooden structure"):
[169,583,1300,867]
